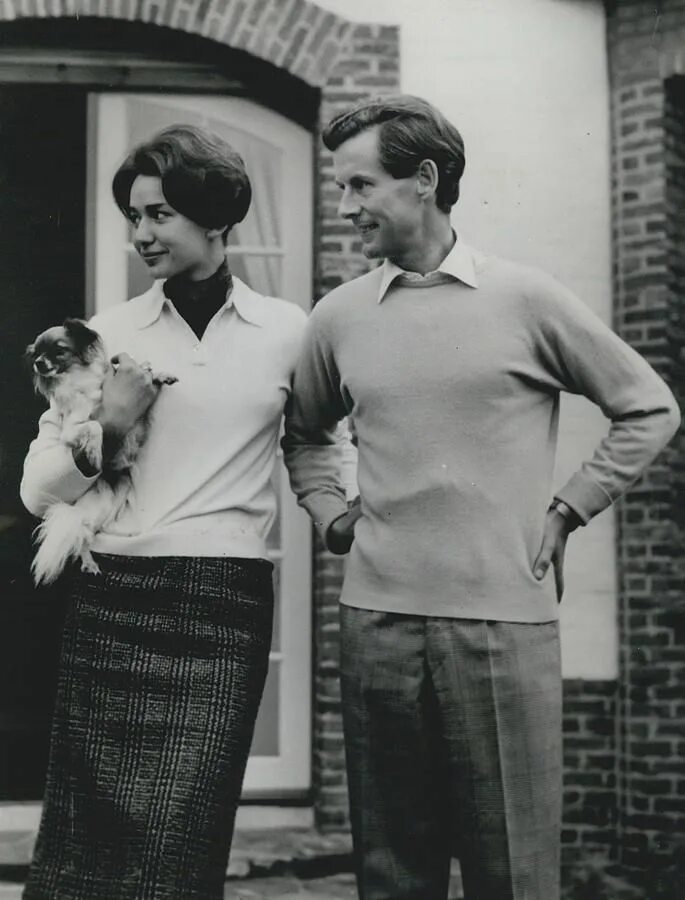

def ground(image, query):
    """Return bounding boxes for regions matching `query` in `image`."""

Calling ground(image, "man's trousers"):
[339,606,562,900]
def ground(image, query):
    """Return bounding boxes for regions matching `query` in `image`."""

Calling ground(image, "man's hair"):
[323,95,466,213]
[112,124,252,236]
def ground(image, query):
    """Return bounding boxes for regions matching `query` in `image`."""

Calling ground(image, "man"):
[282,95,680,900]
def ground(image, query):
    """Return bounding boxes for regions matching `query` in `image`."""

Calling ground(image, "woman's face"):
[128,175,224,281]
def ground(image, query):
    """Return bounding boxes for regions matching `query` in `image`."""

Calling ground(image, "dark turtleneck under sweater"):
[163,259,233,340]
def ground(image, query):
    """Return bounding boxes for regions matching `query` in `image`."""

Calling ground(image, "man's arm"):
[282,312,350,549]
[528,271,681,595]
[536,276,680,518]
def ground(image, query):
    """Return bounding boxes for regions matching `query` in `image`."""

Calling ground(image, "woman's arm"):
[20,353,161,517]
[20,405,100,517]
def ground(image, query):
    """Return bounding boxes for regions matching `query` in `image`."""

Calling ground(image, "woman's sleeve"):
[20,405,100,518]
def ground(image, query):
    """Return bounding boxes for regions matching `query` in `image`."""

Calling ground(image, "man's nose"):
[338,189,360,220]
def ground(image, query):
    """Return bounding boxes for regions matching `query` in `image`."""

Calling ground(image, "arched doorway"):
[0,1,400,839]
[0,21,315,817]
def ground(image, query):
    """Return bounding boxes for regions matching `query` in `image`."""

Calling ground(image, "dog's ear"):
[63,318,100,353]
[23,343,38,375]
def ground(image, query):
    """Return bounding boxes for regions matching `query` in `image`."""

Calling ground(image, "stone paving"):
[224,828,359,898]
[0,827,464,898]
[225,872,358,899]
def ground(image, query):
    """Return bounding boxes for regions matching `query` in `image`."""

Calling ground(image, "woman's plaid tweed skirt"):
[24,553,274,900]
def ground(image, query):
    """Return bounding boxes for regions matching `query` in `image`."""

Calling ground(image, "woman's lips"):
[141,252,167,265]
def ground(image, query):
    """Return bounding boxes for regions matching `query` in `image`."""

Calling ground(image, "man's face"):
[333,126,422,263]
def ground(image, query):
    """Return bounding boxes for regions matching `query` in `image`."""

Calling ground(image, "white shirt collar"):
[377,238,483,302]
[131,275,267,329]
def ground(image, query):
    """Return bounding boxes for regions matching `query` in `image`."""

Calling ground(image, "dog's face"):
[26,318,103,397]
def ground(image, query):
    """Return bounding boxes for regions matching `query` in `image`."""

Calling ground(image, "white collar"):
[377,238,483,302]
[130,275,267,329]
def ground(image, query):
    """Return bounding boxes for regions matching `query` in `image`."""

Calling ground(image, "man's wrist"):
[549,498,583,531]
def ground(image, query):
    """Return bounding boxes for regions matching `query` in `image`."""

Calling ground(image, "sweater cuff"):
[305,492,350,543]
[21,447,100,516]
[554,472,614,525]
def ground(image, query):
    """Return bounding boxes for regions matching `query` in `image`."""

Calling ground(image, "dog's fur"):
[25,318,176,584]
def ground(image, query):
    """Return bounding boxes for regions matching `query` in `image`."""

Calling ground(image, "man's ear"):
[416,159,439,201]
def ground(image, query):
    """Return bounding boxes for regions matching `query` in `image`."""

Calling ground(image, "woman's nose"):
[134,217,153,244]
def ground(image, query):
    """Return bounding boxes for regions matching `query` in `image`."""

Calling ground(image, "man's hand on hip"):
[533,501,582,602]
[326,495,362,555]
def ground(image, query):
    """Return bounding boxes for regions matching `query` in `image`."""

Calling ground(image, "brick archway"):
[0,0,348,84]
[0,0,400,290]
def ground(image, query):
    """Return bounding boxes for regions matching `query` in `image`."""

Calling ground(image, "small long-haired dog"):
[25,317,176,584]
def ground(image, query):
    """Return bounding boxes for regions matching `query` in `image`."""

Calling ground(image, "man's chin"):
[360,242,383,260]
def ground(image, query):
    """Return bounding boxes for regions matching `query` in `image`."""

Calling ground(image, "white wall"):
[317,0,616,679]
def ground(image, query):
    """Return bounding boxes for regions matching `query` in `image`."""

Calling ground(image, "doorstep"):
[227,827,353,879]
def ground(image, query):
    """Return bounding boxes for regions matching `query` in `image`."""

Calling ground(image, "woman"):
[20,125,307,900]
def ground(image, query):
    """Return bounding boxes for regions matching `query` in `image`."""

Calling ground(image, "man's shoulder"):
[311,267,383,320]
[481,253,548,285]
[480,254,575,304]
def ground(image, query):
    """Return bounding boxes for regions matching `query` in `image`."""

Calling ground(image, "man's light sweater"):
[283,250,680,623]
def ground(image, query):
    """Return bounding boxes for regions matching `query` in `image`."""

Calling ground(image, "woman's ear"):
[416,159,439,202]
[205,226,226,241]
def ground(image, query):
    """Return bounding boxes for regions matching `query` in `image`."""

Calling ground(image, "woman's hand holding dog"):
[74,354,161,476]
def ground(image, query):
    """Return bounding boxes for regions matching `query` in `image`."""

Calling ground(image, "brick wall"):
[311,22,400,831]
[562,680,618,866]
[607,1,685,890]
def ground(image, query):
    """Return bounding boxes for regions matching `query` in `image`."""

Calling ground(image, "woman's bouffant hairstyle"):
[112,124,252,236]
[323,95,465,213]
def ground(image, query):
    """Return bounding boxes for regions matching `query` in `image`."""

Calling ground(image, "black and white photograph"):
[0,1,683,898]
